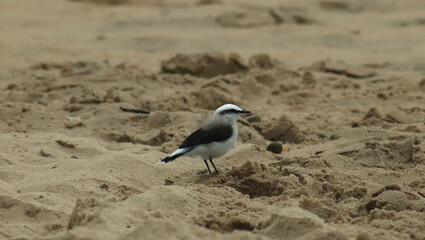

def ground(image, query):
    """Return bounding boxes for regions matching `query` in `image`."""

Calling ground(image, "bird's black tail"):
[160,147,192,163]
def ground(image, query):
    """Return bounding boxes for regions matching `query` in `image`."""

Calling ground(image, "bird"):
[160,104,251,174]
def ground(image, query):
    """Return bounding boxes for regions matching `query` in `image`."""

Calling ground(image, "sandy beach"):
[0,0,424,239]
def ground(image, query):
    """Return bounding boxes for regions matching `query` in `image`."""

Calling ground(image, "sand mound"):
[225,161,284,198]
[258,207,347,240]
[119,217,269,240]
[216,8,314,28]
[68,0,129,4]
[355,138,417,168]
[161,53,248,78]
[359,107,415,126]
[254,115,304,144]
[1,55,425,239]
[0,195,67,237]
[307,60,376,79]
[216,11,276,28]
[2,1,425,238]
[160,53,282,79]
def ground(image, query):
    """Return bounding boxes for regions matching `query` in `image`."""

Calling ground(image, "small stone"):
[64,116,84,128]
[266,142,283,154]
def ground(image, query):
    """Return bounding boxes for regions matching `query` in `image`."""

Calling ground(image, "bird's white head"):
[213,104,251,122]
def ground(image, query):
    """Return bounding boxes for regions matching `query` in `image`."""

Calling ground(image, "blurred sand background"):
[0,0,425,239]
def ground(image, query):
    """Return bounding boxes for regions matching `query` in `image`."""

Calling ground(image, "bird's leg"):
[209,158,219,174]
[204,159,211,174]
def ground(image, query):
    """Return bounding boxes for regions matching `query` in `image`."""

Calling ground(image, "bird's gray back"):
[179,116,233,149]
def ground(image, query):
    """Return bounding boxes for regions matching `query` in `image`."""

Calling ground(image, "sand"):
[1,0,425,239]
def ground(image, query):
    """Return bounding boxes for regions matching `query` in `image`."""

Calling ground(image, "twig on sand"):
[119,106,150,114]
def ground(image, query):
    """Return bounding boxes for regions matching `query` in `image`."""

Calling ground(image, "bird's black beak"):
[239,109,252,114]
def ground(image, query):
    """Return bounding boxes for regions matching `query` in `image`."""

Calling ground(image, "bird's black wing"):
[179,124,233,148]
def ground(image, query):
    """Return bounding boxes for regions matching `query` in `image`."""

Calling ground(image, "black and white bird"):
[160,104,251,174]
